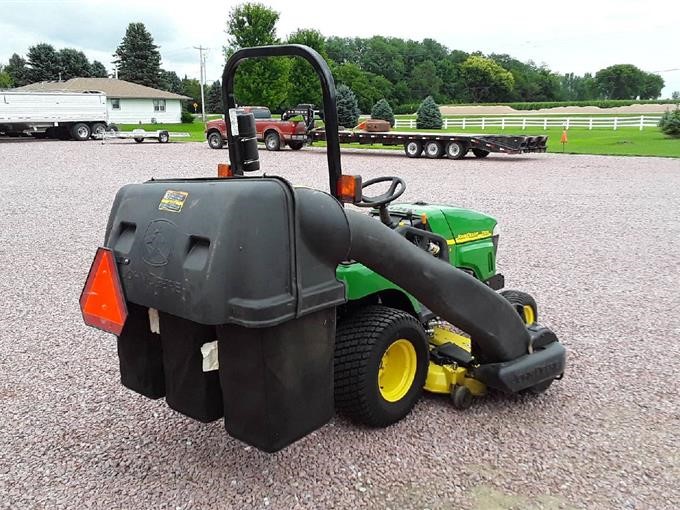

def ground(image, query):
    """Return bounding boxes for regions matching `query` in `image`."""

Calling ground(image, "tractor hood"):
[388,202,497,241]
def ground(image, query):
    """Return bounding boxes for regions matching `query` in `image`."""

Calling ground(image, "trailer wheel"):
[158,131,170,143]
[71,123,91,141]
[90,123,107,139]
[446,141,466,159]
[134,137,144,143]
[265,131,281,151]
[472,149,489,158]
[404,141,423,158]
[207,132,223,149]
[288,141,304,150]
[425,141,444,159]
[334,305,429,427]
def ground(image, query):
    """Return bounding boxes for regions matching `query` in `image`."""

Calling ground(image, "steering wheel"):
[356,176,406,208]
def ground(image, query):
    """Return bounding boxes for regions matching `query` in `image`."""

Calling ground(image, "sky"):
[1,0,678,97]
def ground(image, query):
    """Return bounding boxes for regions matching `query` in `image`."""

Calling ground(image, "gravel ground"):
[1,139,679,510]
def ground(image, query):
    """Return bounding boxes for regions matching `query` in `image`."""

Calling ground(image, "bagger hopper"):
[80,45,566,453]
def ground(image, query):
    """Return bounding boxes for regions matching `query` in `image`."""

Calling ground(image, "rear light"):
[79,247,128,335]
[337,174,362,204]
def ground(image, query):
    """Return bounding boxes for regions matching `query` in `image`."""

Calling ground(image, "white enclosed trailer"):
[0,90,108,140]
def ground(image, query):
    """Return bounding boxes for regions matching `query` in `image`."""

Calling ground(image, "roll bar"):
[222,44,342,198]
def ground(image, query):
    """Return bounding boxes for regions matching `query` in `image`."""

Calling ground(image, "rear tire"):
[404,141,423,158]
[472,148,490,158]
[91,122,107,139]
[70,122,91,141]
[334,306,429,427]
[265,131,281,151]
[288,140,304,150]
[207,131,223,149]
[446,141,466,159]
[424,141,443,159]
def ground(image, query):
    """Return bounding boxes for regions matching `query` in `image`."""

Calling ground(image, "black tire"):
[500,289,538,325]
[424,140,444,159]
[207,131,224,149]
[90,122,107,139]
[334,305,429,427]
[404,140,423,158]
[31,132,47,139]
[472,148,489,158]
[107,123,119,132]
[70,122,91,141]
[45,127,58,139]
[288,140,304,150]
[451,385,474,410]
[57,127,71,140]
[158,131,169,143]
[264,131,281,151]
[134,137,144,143]
[446,141,466,159]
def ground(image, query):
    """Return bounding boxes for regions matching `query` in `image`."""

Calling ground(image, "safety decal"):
[158,190,189,213]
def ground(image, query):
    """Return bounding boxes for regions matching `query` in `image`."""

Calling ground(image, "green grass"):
[119,120,206,142]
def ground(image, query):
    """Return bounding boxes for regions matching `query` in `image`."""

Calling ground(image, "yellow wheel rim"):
[522,305,535,325]
[378,339,417,402]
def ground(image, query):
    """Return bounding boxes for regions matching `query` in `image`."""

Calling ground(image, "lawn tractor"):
[80,45,566,452]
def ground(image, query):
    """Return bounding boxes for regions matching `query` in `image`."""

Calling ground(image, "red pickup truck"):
[205,106,311,151]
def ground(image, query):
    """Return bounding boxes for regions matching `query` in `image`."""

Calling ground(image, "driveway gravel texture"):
[0,139,678,510]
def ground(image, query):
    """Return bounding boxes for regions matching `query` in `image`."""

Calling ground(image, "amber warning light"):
[337,174,362,203]
[80,247,128,336]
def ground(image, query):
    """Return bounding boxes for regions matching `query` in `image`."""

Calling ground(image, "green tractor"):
[80,45,565,452]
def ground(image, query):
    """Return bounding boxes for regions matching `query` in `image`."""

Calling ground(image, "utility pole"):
[194,45,208,123]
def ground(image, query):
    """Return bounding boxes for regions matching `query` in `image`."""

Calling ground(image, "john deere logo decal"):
[142,219,176,266]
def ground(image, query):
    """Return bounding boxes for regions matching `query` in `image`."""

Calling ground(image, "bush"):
[336,84,360,128]
[181,109,194,123]
[371,98,395,127]
[659,108,680,138]
[416,96,442,129]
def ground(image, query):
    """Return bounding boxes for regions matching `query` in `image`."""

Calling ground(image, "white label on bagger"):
[228,108,239,136]
[201,341,219,372]
[148,308,160,334]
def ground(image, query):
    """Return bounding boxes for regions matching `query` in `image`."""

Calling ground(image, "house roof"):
[15,77,191,100]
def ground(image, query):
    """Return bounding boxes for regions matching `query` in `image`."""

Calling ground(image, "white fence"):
[394,115,662,131]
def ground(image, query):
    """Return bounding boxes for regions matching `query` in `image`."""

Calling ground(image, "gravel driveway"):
[1,140,678,509]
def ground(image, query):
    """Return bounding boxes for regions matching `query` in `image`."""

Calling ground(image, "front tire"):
[334,306,429,427]
[500,289,538,325]
[207,131,223,149]
[404,141,423,158]
[265,131,281,151]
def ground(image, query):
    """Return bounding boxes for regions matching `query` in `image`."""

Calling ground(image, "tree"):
[90,60,108,78]
[336,84,360,127]
[286,28,327,107]
[595,64,644,99]
[161,70,182,93]
[371,98,394,127]
[0,69,12,88]
[459,55,514,102]
[181,75,201,111]
[5,53,28,86]
[58,48,92,80]
[639,73,664,100]
[408,60,442,102]
[225,3,290,109]
[113,22,163,88]
[27,43,61,82]
[659,108,680,138]
[206,80,223,113]
[416,96,442,129]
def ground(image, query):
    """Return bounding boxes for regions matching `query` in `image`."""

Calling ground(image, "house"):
[15,78,191,124]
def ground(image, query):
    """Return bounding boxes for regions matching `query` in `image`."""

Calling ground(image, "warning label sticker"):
[159,190,189,213]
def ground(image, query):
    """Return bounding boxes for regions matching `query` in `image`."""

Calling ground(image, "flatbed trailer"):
[98,129,190,144]
[309,129,548,159]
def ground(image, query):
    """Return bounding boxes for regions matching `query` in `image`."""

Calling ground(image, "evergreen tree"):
[6,53,28,86]
[659,108,680,138]
[160,70,182,93]
[58,48,92,80]
[336,84,360,127]
[206,80,223,113]
[181,76,202,111]
[416,96,442,129]
[113,23,163,88]
[90,60,108,78]
[27,43,61,82]
[0,69,12,88]
[371,98,395,126]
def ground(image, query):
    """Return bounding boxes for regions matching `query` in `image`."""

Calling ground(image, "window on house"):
[153,99,166,112]
[111,98,120,109]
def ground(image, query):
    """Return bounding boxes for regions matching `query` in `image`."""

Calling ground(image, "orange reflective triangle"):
[80,247,128,335]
